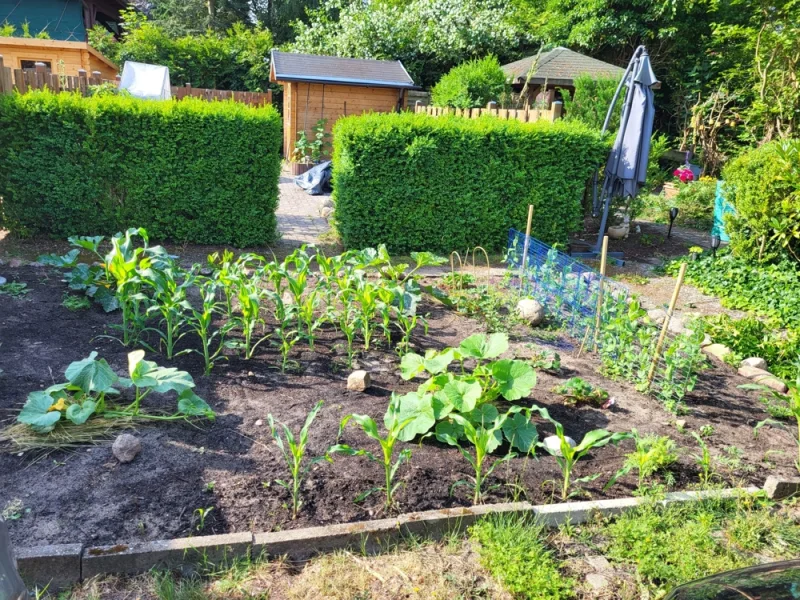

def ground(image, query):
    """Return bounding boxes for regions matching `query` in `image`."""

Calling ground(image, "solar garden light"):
[667,207,679,238]
[711,234,721,258]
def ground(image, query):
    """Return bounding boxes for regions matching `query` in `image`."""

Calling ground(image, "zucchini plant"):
[396,333,539,451]
[17,350,213,434]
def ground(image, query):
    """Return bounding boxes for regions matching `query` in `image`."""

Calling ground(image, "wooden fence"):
[0,57,272,106]
[414,100,562,123]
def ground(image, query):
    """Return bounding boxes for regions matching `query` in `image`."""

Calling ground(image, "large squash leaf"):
[18,391,63,433]
[502,412,539,453]
[177,389,215,419]
[492,359,537,400]
[395,392,435,442]
[65,352,118,394]
[459,333,508,360]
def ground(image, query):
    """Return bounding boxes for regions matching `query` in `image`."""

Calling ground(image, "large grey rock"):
[741,357,768,371]
[586,555,611,571]
[585,573,610,590]
[517,298,545,326]
[667,316,685,334]
[347,370,371,392]
[764,476,800,500]
[738,365,771,379]
[320,206,334,219]
[112,434,142,464]
[542,435,575,457]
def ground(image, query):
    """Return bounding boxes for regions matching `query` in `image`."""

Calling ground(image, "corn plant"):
[538,410,631,500]
[744,375,800,472]
[267,289,301,372]
[207,250,239,319]
[334,288,361,367]
[328,394,414,511]
[354,277,381,351]
[229,260,272,360]
[268,400,326,519]
[297,287,325,350]
[187,278,232,375]
[440,407,531,504]
[141,263,193,359]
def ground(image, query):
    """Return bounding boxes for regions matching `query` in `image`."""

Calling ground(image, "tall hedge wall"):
[0,91,282,247]
[332,112,607,253]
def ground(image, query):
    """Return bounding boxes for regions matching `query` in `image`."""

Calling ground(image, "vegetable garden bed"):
[0,252,796,549]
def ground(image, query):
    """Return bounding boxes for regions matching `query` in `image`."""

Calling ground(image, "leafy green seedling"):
[194,507,213,531]
[62,292,91,311]
[328,394,414,511]
[553,377,609,406]
[0,282,29,297]
[539,408,632,500]
[268,400,327,519]
[607,430,678,490]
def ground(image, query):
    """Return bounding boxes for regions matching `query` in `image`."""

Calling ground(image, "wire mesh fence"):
[506,229,707,411]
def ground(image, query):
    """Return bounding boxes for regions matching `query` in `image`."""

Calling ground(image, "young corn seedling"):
[335,289,361,367]
[231,262,272,360]
[187,278,232,375]
[354,278,381,350]
[297,287,325,350]
[440,408,529,504]
[141,263,193,359]
[328,394,414,511]
[268,400,326,519]
[268,289,301,373]
[207,250,238,319]
[539,410,631,500]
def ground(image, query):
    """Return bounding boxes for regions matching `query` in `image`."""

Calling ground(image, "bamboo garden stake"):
[646,262,688,388]
[591,236,609,351]
[518,204,534,293]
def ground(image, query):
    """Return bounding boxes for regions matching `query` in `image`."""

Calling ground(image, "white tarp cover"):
[120,61,171,100]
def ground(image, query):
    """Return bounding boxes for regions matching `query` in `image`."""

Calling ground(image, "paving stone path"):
[276,172,331,247]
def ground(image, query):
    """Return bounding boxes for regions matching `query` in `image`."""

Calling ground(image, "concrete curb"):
[16,486,762,589]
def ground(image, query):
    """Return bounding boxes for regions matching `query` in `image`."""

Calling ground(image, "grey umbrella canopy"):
[579,46,659,260]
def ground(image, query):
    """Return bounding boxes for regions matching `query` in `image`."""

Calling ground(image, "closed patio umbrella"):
[575,45,659,262]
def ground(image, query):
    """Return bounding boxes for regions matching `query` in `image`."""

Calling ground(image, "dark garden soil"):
[0,264,795,548]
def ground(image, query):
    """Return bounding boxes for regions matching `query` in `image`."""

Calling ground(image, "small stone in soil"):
[675,419,687,430]
[254,419,263,427]
[586,573,609,590]
[542,435,575,457]
[112,433,142,463]
[347,370,371,392]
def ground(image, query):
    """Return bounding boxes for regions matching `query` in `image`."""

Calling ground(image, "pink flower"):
[673,167,694,183]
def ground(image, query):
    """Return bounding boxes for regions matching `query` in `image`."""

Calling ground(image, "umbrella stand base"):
[570,250,625,266]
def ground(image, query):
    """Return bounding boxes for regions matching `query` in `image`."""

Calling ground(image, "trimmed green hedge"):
[332,112,607,253]
[0,91,281,247]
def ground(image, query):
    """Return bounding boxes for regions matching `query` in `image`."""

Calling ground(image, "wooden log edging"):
[16,485,764,590]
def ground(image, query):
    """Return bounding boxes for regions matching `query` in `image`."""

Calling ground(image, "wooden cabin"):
[0,0,125,41]
[0,37,117,79]
[270,50,417,159]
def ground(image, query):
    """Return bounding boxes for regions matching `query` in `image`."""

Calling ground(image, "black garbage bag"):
[295,161,332,196]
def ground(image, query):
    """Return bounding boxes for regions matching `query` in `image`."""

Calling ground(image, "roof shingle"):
[502,47,624,86]
[270,50,416,89]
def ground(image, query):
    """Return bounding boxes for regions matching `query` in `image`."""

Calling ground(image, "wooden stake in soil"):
[518,205,534,293]
[591,236,609,351]
[645,262,688,389]
[472,246,491,287]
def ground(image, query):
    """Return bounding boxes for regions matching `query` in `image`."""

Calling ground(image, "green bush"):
[640,177,717,229]
[0,91,281,247]
[723,140,800,263]
[561,74,621,131]
[332,112,607,253]
[94,10,274,92]
[431,56,509,109]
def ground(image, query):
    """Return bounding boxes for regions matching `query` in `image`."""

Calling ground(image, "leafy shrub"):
[668,249,800,330]
[332,112,607,253]
[640,177,717,229]
[704,314,799,381]
[431,55,509,109]
[561,74,621,131]
[95,10,274,92]
[0,91,281,247]
[471,515,575,600]
[723,140,800,263]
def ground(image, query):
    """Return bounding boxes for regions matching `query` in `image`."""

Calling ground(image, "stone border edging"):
[17,486,761,590]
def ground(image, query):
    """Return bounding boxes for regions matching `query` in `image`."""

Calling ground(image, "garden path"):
[276,170,331,247]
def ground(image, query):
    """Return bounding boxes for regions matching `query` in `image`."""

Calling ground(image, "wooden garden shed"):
[270,50,417,159]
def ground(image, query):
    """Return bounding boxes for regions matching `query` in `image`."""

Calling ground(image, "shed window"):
[20,60,52,71]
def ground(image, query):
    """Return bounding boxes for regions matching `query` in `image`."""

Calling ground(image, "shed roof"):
[270,50,416,89]
[502,47,624,87]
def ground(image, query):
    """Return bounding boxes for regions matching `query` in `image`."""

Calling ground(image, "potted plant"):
[688,245,704,260]
[664,164,695,199]
[290,118,331,176]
